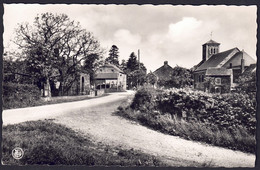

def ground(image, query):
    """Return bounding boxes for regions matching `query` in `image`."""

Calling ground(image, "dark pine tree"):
[106,45,120,66]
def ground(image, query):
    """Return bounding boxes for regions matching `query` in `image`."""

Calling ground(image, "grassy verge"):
[115,99,256,154]
[3,93,109,110]
[2,120,164,166]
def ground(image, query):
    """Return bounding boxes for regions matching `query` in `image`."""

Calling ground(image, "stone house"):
[193,39,256,93]
[95,63,127,91]
[42,71,91,97]
[153,61,174,84]
[67,71,91,95]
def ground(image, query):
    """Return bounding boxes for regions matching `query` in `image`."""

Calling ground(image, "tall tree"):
[106,45,119,66]
[125,52,147,89]
[13,13,103,95]
[126,52,139,72]
[120,59,127,71]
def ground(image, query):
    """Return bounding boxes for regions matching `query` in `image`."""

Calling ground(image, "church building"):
[193,39,256,93]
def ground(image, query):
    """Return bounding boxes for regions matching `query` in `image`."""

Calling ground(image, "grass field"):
[3,93,109,110]
[2,120,165,166]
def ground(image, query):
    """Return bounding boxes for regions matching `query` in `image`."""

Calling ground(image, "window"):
[111,69,114,72]
[215,78,221,85]
[100,69,102,72]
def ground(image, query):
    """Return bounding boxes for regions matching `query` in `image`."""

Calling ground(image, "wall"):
[205,76,231,93]
[193,71,206,91]
[79,73,91,95]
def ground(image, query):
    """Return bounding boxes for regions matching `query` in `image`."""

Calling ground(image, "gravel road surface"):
[2,91,255,167]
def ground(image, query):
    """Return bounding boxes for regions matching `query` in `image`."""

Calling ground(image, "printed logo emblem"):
[12,147,24,160]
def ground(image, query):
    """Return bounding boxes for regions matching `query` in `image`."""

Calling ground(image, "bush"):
[130,87,256,135]
[115,87,256,153]
[3,82,41,109]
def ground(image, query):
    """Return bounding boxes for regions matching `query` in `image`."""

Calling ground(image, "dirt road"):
[2,91,255,167]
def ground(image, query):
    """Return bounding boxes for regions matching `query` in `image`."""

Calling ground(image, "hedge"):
[3,82,41,109]
[130,87,256,135]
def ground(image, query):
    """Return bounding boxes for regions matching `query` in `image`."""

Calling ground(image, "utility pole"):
[137,49,140,88]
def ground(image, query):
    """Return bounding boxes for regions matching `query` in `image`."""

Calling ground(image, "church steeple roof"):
[203,39,220,45]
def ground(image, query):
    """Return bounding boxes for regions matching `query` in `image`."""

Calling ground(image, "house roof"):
[222,50,256,68]
[205,67,232,76]
[203,39,220,45]
[195,48,239,71]
[101,63,124,73]
[95,73,118,79]
[153,61,174,80]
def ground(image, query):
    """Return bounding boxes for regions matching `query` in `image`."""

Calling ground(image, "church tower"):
[202,39,220,61]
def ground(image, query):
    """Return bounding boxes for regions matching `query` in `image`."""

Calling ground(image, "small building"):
[153,61,174,82]
[67,72,91,95]
[95,63,127,91]
[193,39,256,93]
[42,71,91,97]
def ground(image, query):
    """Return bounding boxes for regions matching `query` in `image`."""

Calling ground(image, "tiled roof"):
[206,67,232,76]
[102,63,124,73]
[222,50,256,68]
[203,39,220,45]
[195,48,238,71]
[95,73,118,79]
[153,63,174,80]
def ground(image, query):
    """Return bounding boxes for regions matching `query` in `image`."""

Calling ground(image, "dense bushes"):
[115,87,256,153]
[131,87,256,135]
[3,83,41,109]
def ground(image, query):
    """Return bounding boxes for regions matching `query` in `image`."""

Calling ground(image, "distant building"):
[95,63,127,91]
[193,39,256,93]
[153,61,174,82]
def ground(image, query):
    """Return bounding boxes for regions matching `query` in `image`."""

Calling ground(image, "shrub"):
[115,87,256,153]
[3,82,41,109]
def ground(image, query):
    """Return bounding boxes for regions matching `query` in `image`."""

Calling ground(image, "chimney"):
[241,50,245,73]
[241,58,245,73]
[164,61,168,66]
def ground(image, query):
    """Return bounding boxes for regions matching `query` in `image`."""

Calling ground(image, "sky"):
[3,4,257,72]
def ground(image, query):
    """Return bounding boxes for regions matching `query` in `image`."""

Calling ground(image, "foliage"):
[157,66,192,88]
[83,53,103,84]
[126,52,139,72]
[145,72,157,86]
[2,120,164,166]
[170,66,193,88]
[106,45,120,66]
[124,52,147,89]
[236,70,256,93]
[3,83,41,109]
[3,52,35,84]
[115,87,256,153]
[12,12,103,95]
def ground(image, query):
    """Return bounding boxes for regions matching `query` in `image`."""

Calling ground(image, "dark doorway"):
[81,77,85,93]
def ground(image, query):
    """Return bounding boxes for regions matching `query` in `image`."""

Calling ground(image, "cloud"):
[168,17,202,42]
[3,4,256,71]
[113,29,141,45]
